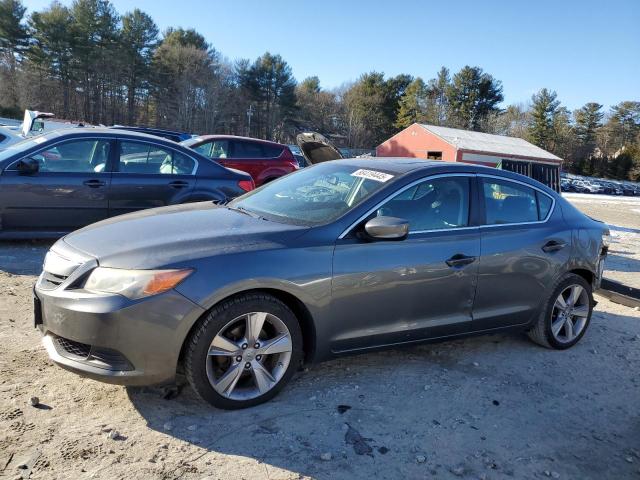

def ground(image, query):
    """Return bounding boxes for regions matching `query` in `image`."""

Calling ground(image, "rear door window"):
[231,141,264,159]
[119,141,195,175]
[262,144,284,158]
[482,178,544,225]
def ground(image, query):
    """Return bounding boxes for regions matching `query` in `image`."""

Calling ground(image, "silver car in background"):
[34,159,609,409]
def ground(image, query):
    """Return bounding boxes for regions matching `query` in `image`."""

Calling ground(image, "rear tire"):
[184,293,303,409]
[527,274,593,349]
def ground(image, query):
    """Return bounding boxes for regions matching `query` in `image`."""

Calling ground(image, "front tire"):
[527,274,594,349]
[184,293,303,409]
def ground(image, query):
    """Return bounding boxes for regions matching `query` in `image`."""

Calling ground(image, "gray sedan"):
[34,159,609,409]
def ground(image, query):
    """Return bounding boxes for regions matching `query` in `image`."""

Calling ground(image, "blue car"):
[0,128,254,238]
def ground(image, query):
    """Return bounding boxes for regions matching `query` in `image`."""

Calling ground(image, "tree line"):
[1,0,639,180]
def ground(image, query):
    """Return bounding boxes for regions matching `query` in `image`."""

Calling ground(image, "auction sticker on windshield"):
[351,169,394,182]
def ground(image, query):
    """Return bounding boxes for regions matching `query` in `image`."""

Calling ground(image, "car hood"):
[62,202,308,269]
[296,132,343,165]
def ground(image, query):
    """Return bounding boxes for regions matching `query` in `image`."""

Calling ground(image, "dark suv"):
[181,135,298,186]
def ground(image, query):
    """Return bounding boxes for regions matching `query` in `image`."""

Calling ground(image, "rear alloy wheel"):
[527,274,593,349]
[549,285,590,344]
[185,294,303,409]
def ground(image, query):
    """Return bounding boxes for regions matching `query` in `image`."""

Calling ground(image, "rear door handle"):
[445,254,477,268]
[168,180,189,188]
[83,179,106,188]
[542,240,566,253]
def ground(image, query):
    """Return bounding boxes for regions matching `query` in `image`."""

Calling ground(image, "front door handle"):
[445,254,477,268]
[83,179,106,188]
[542,240,566,253]
[168,180,189,189]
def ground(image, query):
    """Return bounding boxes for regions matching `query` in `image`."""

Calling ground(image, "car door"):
[329,174,480,353]
[0,137,113,232]
[109,140,197,216]
[472,175,571,330]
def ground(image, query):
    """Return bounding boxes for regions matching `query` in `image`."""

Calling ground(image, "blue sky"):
[23,0,640,110]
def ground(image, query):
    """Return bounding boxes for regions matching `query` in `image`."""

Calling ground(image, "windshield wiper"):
[226,205,266,220]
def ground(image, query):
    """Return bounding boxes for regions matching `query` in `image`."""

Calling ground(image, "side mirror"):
[16,159,39,175]
[364,216,409,240]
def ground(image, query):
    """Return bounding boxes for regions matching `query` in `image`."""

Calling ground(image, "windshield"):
[180,137,200,148]
[0,132,53,162]
[229,163,397,226]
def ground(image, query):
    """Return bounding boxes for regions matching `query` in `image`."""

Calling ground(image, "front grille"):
[55,336,91,360]
[39,271,69,290]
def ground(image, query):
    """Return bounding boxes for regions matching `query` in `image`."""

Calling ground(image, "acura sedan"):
[0,128,253,238]
[34,159,609,409]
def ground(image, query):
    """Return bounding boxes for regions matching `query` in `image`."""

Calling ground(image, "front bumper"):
[35,283,206,386]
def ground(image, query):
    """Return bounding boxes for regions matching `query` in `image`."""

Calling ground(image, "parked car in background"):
[110,126,192,143]
[560,179,576,192]
[0,126,23,151]
[600,181,622,195]
[182,135,298,186]
[0,128,253,238]
[620,183,637,196]
[35,159,609,409]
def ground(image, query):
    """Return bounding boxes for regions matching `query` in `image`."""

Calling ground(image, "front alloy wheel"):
[206,312,292,401]
[185,293,303,409]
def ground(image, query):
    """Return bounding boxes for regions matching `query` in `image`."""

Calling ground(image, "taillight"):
[238,179,254,192]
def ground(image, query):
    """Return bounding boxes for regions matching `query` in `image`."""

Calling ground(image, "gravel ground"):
[0,195,639,480]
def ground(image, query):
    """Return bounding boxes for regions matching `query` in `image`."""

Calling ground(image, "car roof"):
[325,157,559,194]
[188,134,287,147]
[19,127,188,145]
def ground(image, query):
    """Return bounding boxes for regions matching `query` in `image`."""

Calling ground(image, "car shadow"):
[605,253,640,274]
[608,224,640,235]
[0,241,52,275]
[124,330,563,478]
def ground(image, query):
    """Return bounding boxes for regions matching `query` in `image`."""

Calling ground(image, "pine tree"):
[446,66,503,130]
[528,88,560,151]
[394,77,427,129]
[0,0,28,115]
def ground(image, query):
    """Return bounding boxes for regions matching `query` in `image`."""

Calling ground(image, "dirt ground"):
[0,194,639,480]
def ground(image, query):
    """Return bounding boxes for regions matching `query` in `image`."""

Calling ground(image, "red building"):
[376,123,562,190]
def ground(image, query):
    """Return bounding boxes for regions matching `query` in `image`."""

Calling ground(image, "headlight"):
[84,267,193,299]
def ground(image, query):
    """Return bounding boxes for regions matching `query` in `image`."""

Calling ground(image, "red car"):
[181,135,298,186]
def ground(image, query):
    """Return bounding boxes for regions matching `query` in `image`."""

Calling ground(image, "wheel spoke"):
[569,285,583,306]
[214,363,243,395]
[552,317,566,337]
[246,312,268,344]
[251,361,276,394]
[257,333,292,356]
[572,305,589,318]
[208,334,241,357]
[555,294,568,310]
[564,318,575,340]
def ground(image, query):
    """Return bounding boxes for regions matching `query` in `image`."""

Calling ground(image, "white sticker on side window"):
[351,169,394,183]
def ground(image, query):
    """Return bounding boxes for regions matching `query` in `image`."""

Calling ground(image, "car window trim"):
[5,136,116,173]
[338,173,477,239]
[114,138,199,176]
[478,174,556,228]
